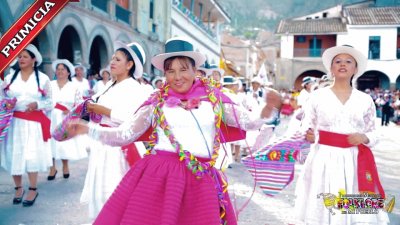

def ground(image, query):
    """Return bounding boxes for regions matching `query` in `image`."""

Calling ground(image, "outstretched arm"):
[224,88,282,130]
[68,105,154,146]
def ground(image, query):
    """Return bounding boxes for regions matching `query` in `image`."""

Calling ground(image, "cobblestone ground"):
[0,117,399,225]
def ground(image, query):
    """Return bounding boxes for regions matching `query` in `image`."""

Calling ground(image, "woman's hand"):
[66,119,89,137]
[261,88,282,119]
[5,101,16,110]
[348,133,369,145]
[86,102,110,116]
[305,128,315,143]
[62,110,70,115]
[26,102,38,112]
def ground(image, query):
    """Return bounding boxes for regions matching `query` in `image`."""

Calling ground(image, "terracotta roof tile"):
[345,7,400,25]
[275,18,347,35]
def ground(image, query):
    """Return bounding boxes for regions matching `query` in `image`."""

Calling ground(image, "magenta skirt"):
[93,151,237,225]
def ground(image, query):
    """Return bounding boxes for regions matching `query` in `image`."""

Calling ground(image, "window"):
[199,3,203,19]
[190,0,195,11]
[322,12,328,18]
[150,0,154,19]
[297,36,306,43]
[309,38,322,57]
[369,36,380,59]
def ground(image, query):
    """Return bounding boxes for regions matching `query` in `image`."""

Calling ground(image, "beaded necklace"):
[145,77,223,178]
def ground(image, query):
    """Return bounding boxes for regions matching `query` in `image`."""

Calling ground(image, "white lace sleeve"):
[37,79,53,112]
[364,97,378,147]
[88,104,154,146]
[299,93,317,133]
[223,103,268,131]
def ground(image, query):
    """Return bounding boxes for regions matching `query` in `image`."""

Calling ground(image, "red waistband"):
[100,123,141,166]
[318,130,385,198]
[13,111,51,142]
[318,130,353,148]
[54,103,69,112]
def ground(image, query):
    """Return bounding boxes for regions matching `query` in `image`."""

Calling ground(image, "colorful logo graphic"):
[317,189,395,215]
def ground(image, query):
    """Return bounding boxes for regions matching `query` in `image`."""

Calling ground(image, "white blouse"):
[89,100,267,158]
[301,87,378,147]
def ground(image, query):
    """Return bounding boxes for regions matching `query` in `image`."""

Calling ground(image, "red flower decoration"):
[185,98,201,110]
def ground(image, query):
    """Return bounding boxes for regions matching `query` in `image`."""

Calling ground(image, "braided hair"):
[4,49,42,95]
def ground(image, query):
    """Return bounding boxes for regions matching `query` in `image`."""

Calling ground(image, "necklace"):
[145,77,222,178]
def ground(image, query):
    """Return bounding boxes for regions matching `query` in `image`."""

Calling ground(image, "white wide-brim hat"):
[222,75,239,86]
[74,63,87,74]
[302,76,315,87]
[99,67,111,78]
[114,41,146,79]
[199,64,225,77]
[52,59,75,76]
[151,37,206,72]
[251,76,263,85]
[322,45,367,85]
[152,76,164,87]
[25,44,42,66]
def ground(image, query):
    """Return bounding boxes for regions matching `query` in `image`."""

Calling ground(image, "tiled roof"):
[345,7,400,25]
[275,18,347,35]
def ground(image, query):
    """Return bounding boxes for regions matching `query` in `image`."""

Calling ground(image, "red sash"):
[54,103,69,112]
[13,111,51,142]
[100,124,141,166]
[318,130,385,198]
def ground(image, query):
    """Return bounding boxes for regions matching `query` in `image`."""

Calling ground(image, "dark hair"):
[5,49,40,92]
[116,48,136,79]
[164,56,195,72]
[56,63,72,81]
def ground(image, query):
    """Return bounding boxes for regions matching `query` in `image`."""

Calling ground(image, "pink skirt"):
[93,151,237,225]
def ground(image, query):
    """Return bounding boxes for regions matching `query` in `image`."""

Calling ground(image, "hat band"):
[130,45,144,65]
[223,77,235,83]
[209,65,219,69]
[165,40,194,53]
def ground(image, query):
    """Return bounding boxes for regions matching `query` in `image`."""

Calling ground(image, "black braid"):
[34,62,40,89]
[8,68,20,86]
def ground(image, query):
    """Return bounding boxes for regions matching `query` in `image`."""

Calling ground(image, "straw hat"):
[322,45,367,85]
[251,76,263,85]
[222,75,239,86]
[151,37,206,72]
[114,41,146,79]
[302,76,314,87]
[152,76,164,88]
[74,63,87,74]
[52,59,75,76]
[99,66,111,79]
[25,44,42,66]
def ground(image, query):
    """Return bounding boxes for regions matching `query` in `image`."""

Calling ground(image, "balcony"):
[294,48,327,57]
[172,1,216,39]
[115,4,130,24]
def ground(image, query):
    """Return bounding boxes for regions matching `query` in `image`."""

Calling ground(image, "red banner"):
[0,0,79,79]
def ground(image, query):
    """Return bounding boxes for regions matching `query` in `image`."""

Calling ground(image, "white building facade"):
[171,0,230,65]
[276,1,400,90]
